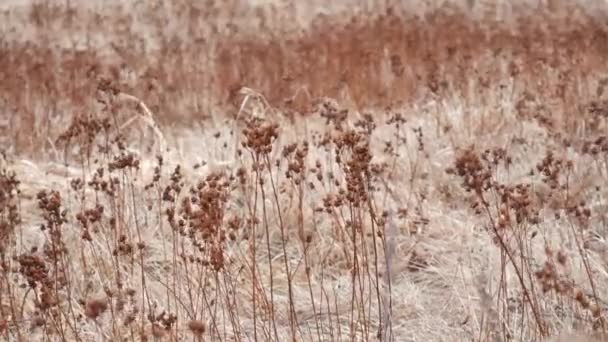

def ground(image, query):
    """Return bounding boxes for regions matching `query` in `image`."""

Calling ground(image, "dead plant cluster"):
[1,1,608,342]
[2,0,608,154]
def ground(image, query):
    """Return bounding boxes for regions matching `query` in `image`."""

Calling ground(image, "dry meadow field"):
[2,0,608,341]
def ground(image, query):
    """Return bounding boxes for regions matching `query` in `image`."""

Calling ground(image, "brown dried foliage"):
[2,1,608,341]
[2,2,608,154]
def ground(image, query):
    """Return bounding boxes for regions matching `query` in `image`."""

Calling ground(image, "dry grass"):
[1,0,608,341]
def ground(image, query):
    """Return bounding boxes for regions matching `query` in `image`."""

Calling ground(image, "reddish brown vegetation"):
[2,2,608,342]
[2,2,608,153]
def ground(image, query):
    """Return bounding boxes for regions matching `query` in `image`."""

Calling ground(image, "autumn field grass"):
[1,1,608,341]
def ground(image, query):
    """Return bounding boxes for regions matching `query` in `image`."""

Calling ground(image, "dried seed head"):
[151,323,165,338]
[591,305,602,318]
[85,297,108,320]
[0,318,7,333]
[187,319,206,336]
[31,314,45,328]
[556,251,567,265]
[574,290,590,309]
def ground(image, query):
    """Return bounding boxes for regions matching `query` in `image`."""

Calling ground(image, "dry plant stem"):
[125,170,152,337]
[522,225,543,335]
[207,271,223,338]
[355,199,372,338]
[564,168,606,331]
[355,207,371,341]
[349,203,369,341]
[221,272,242,341]
[364,180,385,340]
[60,185,84,341]
[566,219,606,330]
[479,195,547,337]
[48,232,70,340]
[154,181,174,329]
[379,184,398,342]
[169,199,180,338]
[320,267,335,340]
[182,251,197,315]
[497,244,509,337]
[1,255,18,339]
[255,154,280,342]
[332,281,343,341]
[515,226,534,339]
[299,184,323,342]
[251,154,279,341]
[57,254,82,341]
[249,160,260,342]
[263,154,299,340]
[117,93,167,154]
[4,278,22,341]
